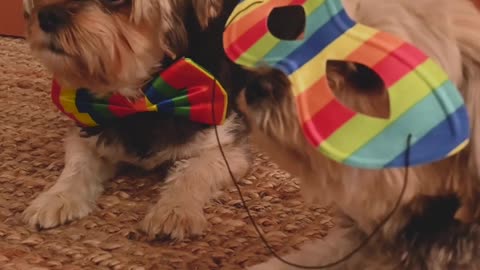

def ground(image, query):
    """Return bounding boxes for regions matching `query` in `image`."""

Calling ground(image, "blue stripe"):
[272,8,355,75]
[343,80,467,168]
[144,78,187,113]
[156,99,175,113]
[261,2,340,65]
[170,90,191,106]
[145,81,166,104]
[75,89,107,125]
[386,106,469,167]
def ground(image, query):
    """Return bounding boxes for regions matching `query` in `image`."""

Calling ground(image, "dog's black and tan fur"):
[20,0,330,242]
[21,0,256,240]
[22,0,480,268]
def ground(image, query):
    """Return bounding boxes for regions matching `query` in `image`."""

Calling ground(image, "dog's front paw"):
[140,200,207,240]
[22,190,94,230]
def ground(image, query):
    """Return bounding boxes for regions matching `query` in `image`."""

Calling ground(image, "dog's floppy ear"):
[192,0,223,29]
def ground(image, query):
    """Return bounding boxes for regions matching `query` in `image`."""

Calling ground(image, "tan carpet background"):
[0,37,333,270]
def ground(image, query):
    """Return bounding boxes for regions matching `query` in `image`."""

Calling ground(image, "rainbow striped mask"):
[51,58,228,127]
[224,0,470,168]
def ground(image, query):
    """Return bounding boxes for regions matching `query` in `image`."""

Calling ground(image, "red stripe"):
[372,42,428,87]
[224,0,306,61]
[302,41,429,146]
[224,0,300,50]
[189,99,225,125]
[161,60,212,90]
[302,100,356,146]
[51,79,84,125]
[186,84,224,105]
[131,98,149,111]
[107,95,137,117]
[190,104,215,124]
[163,59,227,124]
[302,119,322,147]
[51,79,63,111]
[187,84,226,125]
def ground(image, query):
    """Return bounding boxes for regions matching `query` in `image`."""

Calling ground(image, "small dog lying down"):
[21,0,252,240]
[238,0,480,268]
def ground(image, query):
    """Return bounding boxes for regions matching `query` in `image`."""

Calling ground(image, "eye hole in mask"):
[267,5,390,119]
[326,60,390,119]
[267,5,306,41]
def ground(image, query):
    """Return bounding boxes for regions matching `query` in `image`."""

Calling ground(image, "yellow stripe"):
[448,139,469,156]
[303,0,326,13]
[226,0,267,27]
[59,89,77,113]
[148,104,158,112]
[320,59,449,158]
[236,0,326,67]
[59,88,96,126]
[236,33,278,68]
[289,24,378,96]
[145,98,157,111]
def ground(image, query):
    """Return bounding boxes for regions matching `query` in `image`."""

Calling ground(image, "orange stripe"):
[224,0,296,49]
[295,31,404,123]
[132,98,149,112]
[347,31,403,66]
[295,76,333,122]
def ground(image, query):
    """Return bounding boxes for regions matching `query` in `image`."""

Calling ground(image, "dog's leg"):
[248,223,362,270]
[140,143,250,240]
[248,220,397,270]
[23,133,115,229]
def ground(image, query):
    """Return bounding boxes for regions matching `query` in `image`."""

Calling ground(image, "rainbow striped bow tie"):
[51,58,228,127]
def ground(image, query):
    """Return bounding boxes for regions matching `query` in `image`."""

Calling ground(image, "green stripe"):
[92,104,113,119]
[344,80,464,167]
[152,77,179,98]
[320,59,448,158]
[236,0,327,67]
[170,90,190,106]
[174,107,191,118]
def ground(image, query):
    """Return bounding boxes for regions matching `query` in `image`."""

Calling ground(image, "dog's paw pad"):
[22,191,93,230]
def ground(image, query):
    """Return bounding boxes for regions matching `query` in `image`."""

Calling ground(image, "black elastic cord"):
[210,2,412,267]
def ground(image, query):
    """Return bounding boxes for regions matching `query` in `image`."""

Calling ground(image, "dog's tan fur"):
[22,0,252,240]
[23,0,215,97]
[238,0,480,268]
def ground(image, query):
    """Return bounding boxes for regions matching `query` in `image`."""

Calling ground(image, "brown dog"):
[21,0,252,241]
[238,0,480,268]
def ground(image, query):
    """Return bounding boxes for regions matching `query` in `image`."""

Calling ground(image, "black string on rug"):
[210,73,412,269]
[208,3,412,267]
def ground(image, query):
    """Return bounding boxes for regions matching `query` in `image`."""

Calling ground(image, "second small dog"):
[238,0,480,268]
[21,0,251,240]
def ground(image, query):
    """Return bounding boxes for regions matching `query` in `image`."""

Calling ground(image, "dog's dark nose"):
[38,6,70,33]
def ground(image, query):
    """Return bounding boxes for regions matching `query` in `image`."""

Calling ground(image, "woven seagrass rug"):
[0,37,333,270]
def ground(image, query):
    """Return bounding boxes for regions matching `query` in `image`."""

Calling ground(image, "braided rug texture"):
[0,37,333,270]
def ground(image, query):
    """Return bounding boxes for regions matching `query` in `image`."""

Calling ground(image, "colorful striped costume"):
[51,58,228,127]
[224,0,470,168]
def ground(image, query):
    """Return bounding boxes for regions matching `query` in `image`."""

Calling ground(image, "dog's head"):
[237,61,388,155]
[23,0,223,96]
